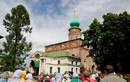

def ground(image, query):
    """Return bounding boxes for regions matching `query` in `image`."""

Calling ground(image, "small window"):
[76,68,78,73]
[50,67,52,74]
[71,61,73,64]
[58,67,60,73]
[58,60,60,64]
[71,68,73,71]
[76,62,77,65]
[41,59,44,63]
[76,36,77,39]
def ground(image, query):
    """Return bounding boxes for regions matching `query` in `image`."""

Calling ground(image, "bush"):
[124,77,130,82]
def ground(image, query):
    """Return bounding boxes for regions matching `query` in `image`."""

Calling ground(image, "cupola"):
[70,18,80,28]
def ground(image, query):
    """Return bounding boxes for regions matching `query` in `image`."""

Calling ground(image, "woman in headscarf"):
[21,67,28,82]
[26,73,35,82]
[0,72,8,82]
[62,74,71,82]
[8,69,23,82]
[54,72,62,82]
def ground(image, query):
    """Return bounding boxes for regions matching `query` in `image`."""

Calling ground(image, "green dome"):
[70,18,80,28]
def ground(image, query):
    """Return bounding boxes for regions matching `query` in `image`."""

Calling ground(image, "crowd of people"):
[0,65,127,82]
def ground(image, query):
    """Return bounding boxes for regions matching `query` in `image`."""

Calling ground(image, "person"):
[50,74,55,82]
[30,60,35,74]
[8,71,13,79]
[79,72,84,81]
[91,71,100,82]
[62,74,70,82]
[21,67,28,82]
[37,75,43,82]
[82,70,96,82]
[8,69,23,82]
[45,75,50,82]
[0,72,8,82]
[54,72,62,82]
[100,65,126,82]
[26,73,35,82]
[71,73,82,82]
[79,66,85,81]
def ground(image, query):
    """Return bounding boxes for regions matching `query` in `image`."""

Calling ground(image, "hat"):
[73,73,78,77]
[64,74,69,77]
[26,73,32,79]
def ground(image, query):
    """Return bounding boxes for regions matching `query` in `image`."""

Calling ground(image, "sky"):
[0,0,130,60]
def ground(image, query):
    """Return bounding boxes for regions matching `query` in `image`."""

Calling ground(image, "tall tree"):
[83,11,130,73]
[1,4,32,71]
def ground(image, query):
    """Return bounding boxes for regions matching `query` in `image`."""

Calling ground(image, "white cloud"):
[30,0,40,3]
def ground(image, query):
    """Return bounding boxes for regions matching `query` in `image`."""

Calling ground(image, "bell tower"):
[68,18,81,40]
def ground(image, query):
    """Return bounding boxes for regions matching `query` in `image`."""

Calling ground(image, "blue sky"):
[0,0,130,54]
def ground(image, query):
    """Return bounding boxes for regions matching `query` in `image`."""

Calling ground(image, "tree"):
[1,4,32,71]
[83,11,130,73]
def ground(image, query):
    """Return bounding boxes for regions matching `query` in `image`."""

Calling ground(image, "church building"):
[30,17,97,75]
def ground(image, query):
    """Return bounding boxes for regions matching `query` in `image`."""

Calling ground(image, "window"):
[76,62,77,65]
[58,67,60,73]
[50,67,52,74]
[58,60,60,64]
[71,68,73,72]
[76,68,78,73]
[71,61,73,64]
[41,59,44,63]
[76,36,77,39]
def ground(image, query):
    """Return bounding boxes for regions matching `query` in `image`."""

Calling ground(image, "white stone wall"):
[39,57,80,74]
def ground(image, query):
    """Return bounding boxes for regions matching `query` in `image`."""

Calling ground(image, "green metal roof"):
[70,18,80,28]
[36,51,80,60]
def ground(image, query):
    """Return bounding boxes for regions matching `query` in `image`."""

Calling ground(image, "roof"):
[45,38,83,47]
[70,18,80,28]
[35,51,80,60]
[36,50,44,55]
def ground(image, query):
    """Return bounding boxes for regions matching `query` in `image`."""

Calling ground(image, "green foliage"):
[1,4,32,71]
[124,77,130,82]
[83,11,130,73]
[0,55,15,71]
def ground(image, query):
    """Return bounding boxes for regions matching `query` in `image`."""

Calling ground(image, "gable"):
[30,50,44,58]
